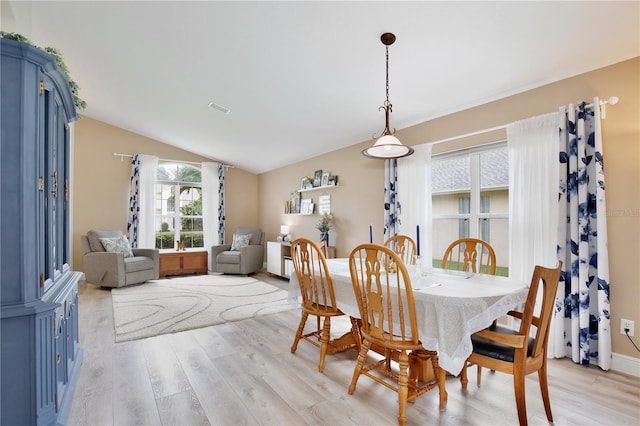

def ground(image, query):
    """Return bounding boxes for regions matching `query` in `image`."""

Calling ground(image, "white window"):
[154,162,203,249]
[431,143,509,275]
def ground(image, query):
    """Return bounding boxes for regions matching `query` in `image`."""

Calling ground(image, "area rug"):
[111,274,295,342]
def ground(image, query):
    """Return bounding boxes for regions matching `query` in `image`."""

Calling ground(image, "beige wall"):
[72,117,258,271]
[258,57,640,360]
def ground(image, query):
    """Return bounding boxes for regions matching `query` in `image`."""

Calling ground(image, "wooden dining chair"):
[443,238,497,385]
[348,244,447,426]
[441,238,496,275]
[290,238,345,372]
[383,234,418,265]
[460,262,562,426]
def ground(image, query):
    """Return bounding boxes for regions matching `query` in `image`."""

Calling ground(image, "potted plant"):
[316,213,333,246]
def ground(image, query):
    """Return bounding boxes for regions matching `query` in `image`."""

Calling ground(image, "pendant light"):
[362,32,414,159]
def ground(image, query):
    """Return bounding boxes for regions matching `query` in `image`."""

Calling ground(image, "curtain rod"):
[586,95,618,119]
[427,123,508,147]
[426,94,618,147]
[112,152,234,168]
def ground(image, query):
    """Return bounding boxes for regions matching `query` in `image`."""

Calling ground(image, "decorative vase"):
[320,232,329,247]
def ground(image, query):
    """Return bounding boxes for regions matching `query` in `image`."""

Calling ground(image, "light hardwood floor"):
[68,271,640,426]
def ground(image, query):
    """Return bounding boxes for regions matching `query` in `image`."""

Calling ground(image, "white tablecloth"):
[288,258,528,375]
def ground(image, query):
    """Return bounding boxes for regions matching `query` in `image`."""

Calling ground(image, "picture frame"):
[318,194,331,215]
[301,198,313,215]
[328,175,338,186]
[313,169,323,187]
[321,171,330,187]
[290,191,301,214]
[300,177,311,190]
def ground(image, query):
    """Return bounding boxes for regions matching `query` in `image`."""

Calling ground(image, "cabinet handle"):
[52,171,58,198]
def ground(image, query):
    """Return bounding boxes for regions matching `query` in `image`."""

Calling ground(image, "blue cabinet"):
[1,38,82,425]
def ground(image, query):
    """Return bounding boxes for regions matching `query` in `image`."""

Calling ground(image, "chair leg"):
[348,340,370,394]
[397,350,409,426]
[477,364,483,386]
[538,361,553,422]
[318,316,331,372]
[291,312,308,353]
[349,316,362,351]
[513,372,528,426]
[460,361,469,389]
[385,348,393,372]
[431,353,448,411]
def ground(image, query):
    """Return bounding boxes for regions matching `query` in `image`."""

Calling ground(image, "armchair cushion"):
[230,233,251,251]
[99,235,134,258]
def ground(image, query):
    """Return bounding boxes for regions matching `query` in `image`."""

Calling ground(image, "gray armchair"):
[81,229,159,288]
[211,227,265,275]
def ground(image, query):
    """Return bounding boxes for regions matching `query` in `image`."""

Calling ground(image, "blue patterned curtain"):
[383,158,399,240]
[552,98,611,370]
[218,164,225,244]
[126,154,141,247]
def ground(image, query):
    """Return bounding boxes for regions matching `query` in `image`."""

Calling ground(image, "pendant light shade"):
[362,134,414,159]
[362,32,414,160]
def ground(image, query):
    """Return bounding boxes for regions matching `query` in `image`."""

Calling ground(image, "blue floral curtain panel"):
[552,98,611,370]
[126,154,141,247]
[218,164,225,244]
[383,158,399,240]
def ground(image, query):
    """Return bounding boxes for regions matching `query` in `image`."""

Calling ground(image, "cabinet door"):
[182,252,206,272]
[267,242,282,275]
[54,311,67,410]
[42,76,70,294]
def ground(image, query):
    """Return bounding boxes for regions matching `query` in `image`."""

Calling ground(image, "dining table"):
[288,257,529,376]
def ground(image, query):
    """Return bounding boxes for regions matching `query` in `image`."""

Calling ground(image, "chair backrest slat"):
[349,244,420,347]
[384,234,417,265]
[441,238,496,275]
[291,239,339,314]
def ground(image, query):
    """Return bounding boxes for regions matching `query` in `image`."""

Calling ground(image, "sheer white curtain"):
[506,113,559,282]
[202,162,220,270]
[397,143,432,267]
[137,154,158,248]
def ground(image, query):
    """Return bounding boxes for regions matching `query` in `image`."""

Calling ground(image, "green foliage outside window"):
[156,231,203,249]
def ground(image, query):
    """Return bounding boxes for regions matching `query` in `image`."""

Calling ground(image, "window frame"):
[154,162,204,249]
[431,141,509,273]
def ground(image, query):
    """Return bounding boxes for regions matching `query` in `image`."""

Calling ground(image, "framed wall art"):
[313,169,322,187]
[300,199,314,215]
[321,171,330,187]
[300,177,311,190]
[290,191,301,214]
[318,194,331,215]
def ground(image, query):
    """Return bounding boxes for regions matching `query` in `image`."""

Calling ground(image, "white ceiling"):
[4,1,639,174]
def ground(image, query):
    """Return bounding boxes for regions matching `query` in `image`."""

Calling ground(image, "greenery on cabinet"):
[0,31,86,111]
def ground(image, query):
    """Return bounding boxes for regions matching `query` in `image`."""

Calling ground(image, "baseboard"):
[611,352,640,377]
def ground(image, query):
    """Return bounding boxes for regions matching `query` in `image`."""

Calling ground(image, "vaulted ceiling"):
[3,1,638,173]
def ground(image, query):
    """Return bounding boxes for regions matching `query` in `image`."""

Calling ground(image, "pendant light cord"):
[385,45,391,107]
